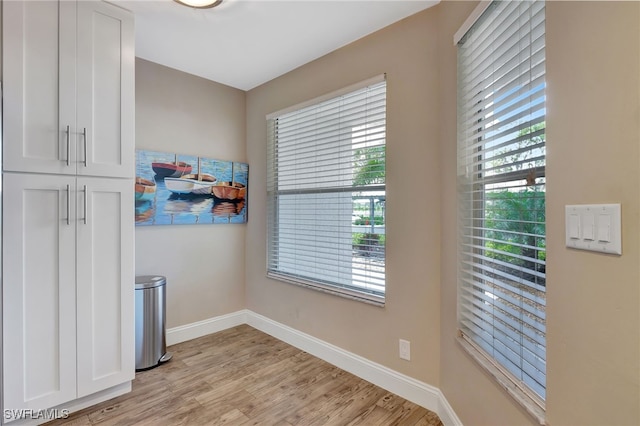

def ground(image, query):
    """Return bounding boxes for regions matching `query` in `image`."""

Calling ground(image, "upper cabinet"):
[2,0,134,178]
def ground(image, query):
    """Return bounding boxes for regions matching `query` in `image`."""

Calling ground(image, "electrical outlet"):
[399,339,411,361]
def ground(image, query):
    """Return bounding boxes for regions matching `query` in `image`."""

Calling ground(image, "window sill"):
[456,334,546,425]
[267,271,385,307]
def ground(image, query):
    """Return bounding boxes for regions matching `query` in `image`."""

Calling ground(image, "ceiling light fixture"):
[174,0,223,9]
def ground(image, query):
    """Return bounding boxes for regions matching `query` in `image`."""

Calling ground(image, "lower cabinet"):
[2,172,134,412]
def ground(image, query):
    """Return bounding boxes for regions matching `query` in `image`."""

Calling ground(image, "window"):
[266,76,386,305]
[456,0,546,407]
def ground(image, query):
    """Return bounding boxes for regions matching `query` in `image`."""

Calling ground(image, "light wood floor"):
[47,325,443,425]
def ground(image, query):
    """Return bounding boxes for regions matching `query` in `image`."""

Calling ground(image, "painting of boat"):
[135,177,157,202]
[136,149,249,225]
[211,182,246,201]
[212,200,246,217]
[152,154,192,178]
[164,157,217,195]
[135,200,155,223]
[165,174,217,195]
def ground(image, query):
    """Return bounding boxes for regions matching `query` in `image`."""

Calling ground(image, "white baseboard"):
[245,311,462,426]
[167,310,462,426]
[436,389,463,426]
[166,310,247,346]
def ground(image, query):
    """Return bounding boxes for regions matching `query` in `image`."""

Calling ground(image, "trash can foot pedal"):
[160,352,173,363]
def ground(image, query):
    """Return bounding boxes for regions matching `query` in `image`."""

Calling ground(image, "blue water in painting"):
[135,150,249,226]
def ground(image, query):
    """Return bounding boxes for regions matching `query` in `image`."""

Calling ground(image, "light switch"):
[582,214,595,241]
[565,204,621,255]
[598,214,611,242]
[569,214,580,239]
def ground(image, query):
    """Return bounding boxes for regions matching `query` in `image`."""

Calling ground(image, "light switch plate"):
[565,204,621,255]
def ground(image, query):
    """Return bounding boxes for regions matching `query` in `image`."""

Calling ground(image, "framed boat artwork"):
[135,149,249,225]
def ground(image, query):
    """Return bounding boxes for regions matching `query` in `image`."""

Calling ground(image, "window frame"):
[455,1,547,422]
[266,75,387,306]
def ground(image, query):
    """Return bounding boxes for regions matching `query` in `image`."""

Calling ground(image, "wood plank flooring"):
[46,325,443,426]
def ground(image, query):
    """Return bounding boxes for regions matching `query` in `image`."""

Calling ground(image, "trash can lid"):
[135,275,166,289]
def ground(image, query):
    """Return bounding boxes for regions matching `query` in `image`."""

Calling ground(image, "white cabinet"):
[2,0,135,416]
[2,0,134,178]
[76,177,134,397]
[2,174,78,411]
[3,174,134,411]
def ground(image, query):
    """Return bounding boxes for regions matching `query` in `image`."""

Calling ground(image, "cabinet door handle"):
[66,184,70,225]
[65,125,70,166]
[83,128,88,167]
[83,185,88,225]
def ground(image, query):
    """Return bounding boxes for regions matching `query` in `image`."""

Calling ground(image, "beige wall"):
[246,1,640,425]
[545,2,640,425]
[135,58,247,328]
[439,1,640,425]
[246,8,443,384]
[132,1,640,423]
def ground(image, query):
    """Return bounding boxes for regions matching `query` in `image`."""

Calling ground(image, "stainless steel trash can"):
[135,275,172,371]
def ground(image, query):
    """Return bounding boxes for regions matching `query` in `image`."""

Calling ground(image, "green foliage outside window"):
[483,122,546,277]
[484,189,546,264]
[353,216,384,226]
[353,145,385,187]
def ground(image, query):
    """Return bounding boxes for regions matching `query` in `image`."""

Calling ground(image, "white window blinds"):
[457,1,546,402]
[267,77,386,304]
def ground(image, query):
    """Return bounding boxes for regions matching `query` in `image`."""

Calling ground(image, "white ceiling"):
[116,0,440,90]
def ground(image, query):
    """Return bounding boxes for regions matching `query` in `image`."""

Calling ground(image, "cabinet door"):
[76,2,135,179]
[2,1,77,175]
[3,173,77,410]
[76,177,134,397]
